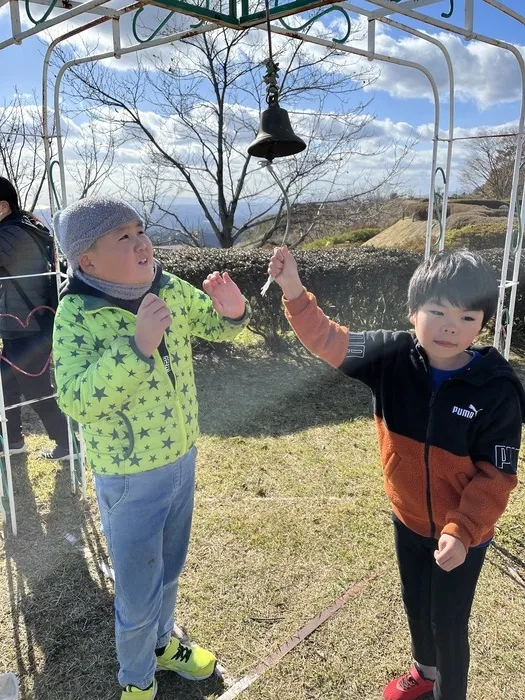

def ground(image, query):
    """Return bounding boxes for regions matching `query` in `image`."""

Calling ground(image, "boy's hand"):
[434,534,467,572]
[134,293,172,357]
[203,271,245,319]
[268,247,303,301]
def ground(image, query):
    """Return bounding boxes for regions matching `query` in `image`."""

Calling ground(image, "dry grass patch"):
[1,347,525,699]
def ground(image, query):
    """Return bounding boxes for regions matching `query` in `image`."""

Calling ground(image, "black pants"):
[0,334,69,446]
[393,517,486,700]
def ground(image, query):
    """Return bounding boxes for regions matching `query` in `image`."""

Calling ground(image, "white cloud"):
[7,6,522,114]
[363,25,524,110]
[3,3,524,111]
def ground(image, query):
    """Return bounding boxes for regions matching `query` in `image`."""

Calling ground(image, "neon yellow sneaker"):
[156,637,217,680]
[120,679,157,699]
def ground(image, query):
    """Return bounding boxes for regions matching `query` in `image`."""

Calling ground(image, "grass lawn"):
[1,340,524,699]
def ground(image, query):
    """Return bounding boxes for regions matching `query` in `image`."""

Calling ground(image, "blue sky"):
[2,1,523,115]
[1,0,524,208]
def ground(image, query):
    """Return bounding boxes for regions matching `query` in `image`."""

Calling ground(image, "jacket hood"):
[0,211,51,235]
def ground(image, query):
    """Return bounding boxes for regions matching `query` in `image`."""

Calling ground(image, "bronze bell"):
[248,103,306,161]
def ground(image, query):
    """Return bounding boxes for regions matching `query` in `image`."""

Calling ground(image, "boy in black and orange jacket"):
[268,248,524,700]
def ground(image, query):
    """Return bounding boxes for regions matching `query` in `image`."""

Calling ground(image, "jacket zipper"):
[424,390,437,539]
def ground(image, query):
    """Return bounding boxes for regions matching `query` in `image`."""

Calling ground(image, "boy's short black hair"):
[408,250,499,327]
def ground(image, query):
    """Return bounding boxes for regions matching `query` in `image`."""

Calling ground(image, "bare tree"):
[0,91,48,211]
[0,90,121,215]
[58,26,416,247]
[72,118,120,199]
[460,128,522,200]
[114,162,203,246]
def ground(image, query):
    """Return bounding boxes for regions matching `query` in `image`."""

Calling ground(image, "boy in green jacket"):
[53,198,250,700]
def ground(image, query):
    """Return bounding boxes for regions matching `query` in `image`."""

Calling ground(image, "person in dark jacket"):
[269,246,524,700]
[0,177,69,460]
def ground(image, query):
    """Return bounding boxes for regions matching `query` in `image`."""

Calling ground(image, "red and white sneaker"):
[383,665,435,700]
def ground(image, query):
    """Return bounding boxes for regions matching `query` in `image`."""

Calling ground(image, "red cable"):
[0,305,56,377]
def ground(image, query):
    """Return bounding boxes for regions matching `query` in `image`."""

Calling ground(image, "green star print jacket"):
[52,269,250,475]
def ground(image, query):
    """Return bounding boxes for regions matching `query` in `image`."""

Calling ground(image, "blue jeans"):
[95,446,196,689]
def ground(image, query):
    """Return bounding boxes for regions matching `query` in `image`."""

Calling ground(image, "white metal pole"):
[482,0,525,24]
[504,181,525,357]
[0,370,17,536]
[342,3,454,255]
[78,423,87,499]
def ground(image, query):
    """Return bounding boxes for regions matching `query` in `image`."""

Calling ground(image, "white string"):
[259,159,291,296]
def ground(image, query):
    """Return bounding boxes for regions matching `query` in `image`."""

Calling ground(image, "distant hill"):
[363,220,428,252]
[363,199,511,252]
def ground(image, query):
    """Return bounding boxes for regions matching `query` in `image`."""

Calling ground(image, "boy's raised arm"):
[269,246,349,368]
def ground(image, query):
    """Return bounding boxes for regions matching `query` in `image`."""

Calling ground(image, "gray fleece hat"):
[53,197,143,269]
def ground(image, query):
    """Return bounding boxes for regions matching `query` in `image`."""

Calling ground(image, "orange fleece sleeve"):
[283,289,349,368]
[442,462,518,549]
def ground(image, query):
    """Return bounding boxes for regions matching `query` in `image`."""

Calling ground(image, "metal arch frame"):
[373,15,454,256]
[483,0,525,25]
[42,0,147,214]
[1,0,443,536]
[0,0,116,51]
[48,8,442,233]
[0,0,122,536]
[0,0,522,535]
[363,0,525,356]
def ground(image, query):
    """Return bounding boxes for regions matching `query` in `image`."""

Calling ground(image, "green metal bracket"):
[277,5,352,44]
[150,0,238,27]
[132,7,176,43]
[240,0,341,27]
[25,0,58,25]
[432,166,446,249]
[150,0,356,29]
[510,162,525,254]
[441,0,453,19]
[49,160,62,212]
[190,0,210,28]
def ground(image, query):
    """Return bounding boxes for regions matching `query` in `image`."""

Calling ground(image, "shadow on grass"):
[488,524,525,593]
[195,347,372,438]
[5,457,116,699]
[4,456,226,700]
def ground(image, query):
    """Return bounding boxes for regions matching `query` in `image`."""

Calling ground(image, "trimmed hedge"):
[301,228,380,250]
[413,204,451,221]
[154,247,525,344]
